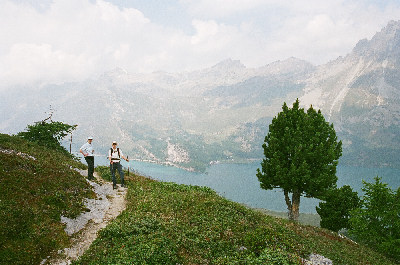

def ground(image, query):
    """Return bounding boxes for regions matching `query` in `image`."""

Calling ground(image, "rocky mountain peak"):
[352,20,400,61]
[99,67,130,84]
[211,58,246,70]
[259,57,315,77]
[105,67,128,76]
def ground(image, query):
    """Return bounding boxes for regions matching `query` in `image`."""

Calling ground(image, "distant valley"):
[2,20,400,171]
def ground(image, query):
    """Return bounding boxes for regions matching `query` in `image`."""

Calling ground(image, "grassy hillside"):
[1,133,396,264]
[74,171,395,265]
[0,134,94,265]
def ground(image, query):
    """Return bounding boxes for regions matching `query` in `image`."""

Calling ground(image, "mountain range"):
[1,20,400,171]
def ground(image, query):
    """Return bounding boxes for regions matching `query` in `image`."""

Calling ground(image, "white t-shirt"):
[80,142,94,157]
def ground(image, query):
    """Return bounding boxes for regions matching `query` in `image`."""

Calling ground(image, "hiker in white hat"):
[80,136,95,180]
[108,141,129,189]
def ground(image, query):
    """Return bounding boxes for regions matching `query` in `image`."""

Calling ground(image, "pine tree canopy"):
[257,99,342,200]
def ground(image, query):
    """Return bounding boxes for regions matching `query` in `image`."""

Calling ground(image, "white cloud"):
[3,43,91,85]
[1,0,400,88]
[267,1,400,64]
[0,0,155,86]
[181,0,277,18]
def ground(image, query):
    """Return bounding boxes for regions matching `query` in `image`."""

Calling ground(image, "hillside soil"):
[42,170,127,265]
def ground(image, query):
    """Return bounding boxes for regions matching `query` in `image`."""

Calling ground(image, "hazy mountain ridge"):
[300,20,400,167]
[2,20,400,170]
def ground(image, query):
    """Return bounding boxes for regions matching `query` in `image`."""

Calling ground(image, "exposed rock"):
[303,254,333,265]
[0,148,36,160]
[166,140,190,163]
[42,170,127,265]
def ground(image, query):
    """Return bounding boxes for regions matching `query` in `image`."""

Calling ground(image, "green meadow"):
[74,168,394,265]
[0,133,396,264]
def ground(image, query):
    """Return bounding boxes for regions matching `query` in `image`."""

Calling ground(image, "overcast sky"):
[1,0,400,87]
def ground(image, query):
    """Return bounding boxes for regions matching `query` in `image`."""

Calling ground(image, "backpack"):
[110,148,120,159]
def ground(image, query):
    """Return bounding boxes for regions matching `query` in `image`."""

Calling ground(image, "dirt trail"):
[42,170,127,265]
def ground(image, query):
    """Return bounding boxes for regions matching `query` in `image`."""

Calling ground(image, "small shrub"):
[349,177,400,262]
[95,165,112,182]
[317,185,360,232]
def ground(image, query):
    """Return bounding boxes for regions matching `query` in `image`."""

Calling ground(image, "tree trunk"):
[284,189,301,221]
[291,190,301,221]
[284,190,293,220]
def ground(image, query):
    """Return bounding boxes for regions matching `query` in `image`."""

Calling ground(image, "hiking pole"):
[111,162,115,189]
[127,156,129,176]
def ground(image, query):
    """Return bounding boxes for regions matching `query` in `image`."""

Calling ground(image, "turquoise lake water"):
[90,157,400,213]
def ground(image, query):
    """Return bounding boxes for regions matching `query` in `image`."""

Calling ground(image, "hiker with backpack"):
[108,141,129,189]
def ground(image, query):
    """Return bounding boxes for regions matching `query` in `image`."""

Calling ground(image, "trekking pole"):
[111,162,114,189]
[127,156,130,176]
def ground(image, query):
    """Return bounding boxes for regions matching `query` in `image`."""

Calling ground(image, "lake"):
[90,157,400,213]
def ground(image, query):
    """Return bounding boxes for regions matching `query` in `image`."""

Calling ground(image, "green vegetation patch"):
[0,134,94,265]
[75,173,394,264]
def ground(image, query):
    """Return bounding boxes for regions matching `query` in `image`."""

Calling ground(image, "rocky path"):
[41,170,127,265]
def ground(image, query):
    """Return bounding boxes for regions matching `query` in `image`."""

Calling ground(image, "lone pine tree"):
[257,99,342,221]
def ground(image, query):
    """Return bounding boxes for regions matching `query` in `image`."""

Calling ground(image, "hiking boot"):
[113,184,117,190]
[121,184,125,188]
